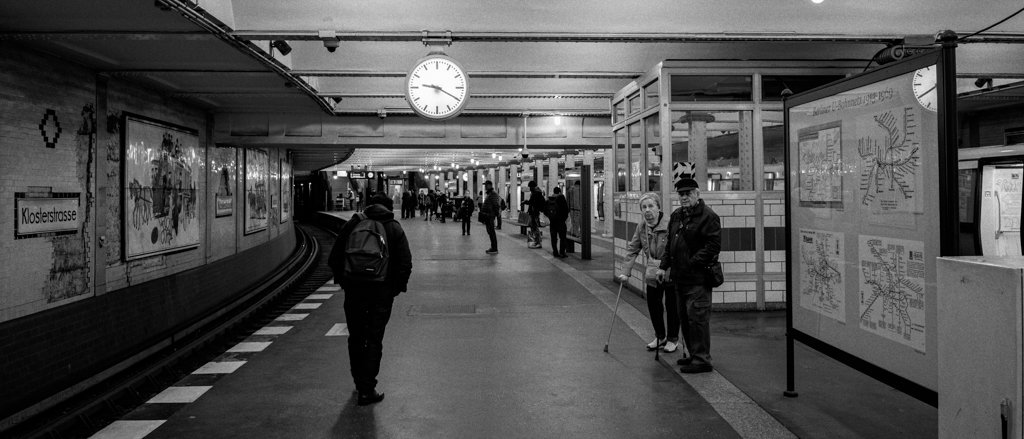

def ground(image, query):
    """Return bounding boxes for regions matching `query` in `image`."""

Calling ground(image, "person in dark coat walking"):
[481,181,502,254]
[547,187,570,257]
[657,178,721,374]
[459,195,475,235]
[400,189,414,219]
[327,193,413,405]
[525,181,546,248]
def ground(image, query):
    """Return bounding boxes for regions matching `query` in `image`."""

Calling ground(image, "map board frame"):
[784,46,958,407]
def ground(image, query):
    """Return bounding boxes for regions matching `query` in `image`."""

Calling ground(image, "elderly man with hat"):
[656,177,721,374]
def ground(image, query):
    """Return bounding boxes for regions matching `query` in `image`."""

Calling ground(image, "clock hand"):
[918,85,936,96]
[422,83,461,101]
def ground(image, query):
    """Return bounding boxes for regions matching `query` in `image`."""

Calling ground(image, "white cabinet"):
[938,256,1024,438]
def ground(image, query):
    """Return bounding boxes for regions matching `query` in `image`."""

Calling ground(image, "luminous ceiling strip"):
[230,30,903,44]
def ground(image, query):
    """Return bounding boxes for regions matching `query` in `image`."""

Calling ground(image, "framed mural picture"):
[280,157,291,223]
[212,146,236,217]
[244,148,269,234]
[122,113,201,260]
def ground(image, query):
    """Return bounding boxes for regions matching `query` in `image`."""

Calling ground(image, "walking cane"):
[603,281,625,353]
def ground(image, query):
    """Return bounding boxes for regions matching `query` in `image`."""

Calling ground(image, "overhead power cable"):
[958,6,1024,42]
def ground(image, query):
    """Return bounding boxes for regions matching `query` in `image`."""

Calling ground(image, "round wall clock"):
[912,65,937,112]
[405,53,469,120]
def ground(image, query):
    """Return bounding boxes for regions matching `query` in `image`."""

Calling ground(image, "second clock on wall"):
[405,53,469,120]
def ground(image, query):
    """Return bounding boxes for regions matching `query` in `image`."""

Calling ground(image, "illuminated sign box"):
[349,171,366,179]
[15,194,80,238]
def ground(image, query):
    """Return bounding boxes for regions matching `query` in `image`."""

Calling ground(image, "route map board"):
[785,49,955,401]
[799,228,846,322]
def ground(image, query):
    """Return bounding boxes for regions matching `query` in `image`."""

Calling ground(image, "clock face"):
[405,55,469,120]
[912,65,938,112]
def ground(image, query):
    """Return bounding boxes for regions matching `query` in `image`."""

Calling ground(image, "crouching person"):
[328,193,413,405]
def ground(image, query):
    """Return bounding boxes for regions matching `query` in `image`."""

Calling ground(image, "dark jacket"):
[482,189,501,218]
[527,187,546,217]
[659,199,721,286]
[549,193,569,223]
[328,204,413,295]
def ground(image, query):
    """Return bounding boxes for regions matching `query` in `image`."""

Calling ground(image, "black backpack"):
[544,196,558,219]
[342,215,389,282]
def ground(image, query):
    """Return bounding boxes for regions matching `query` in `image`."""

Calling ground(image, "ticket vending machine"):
[978,164,1023,256]
[959,145,1024,256]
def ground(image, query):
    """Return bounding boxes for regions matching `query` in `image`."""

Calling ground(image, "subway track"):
[8,223,338,439]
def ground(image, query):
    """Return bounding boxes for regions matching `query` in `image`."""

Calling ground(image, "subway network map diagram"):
[799,229,845,322]
[858,235,926,351]
[857,107,922,214]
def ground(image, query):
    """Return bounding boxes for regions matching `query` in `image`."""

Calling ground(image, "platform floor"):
[90,214,936,439]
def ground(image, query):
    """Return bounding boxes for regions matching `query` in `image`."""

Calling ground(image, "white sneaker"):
[646,338,665,351]
[663,341,679,353]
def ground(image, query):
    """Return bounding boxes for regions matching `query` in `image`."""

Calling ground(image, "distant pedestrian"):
[327,193,413,404]
[481,181,501,254]
[617,192,684,355]
[496,196,506,230]
[657,178,721,374]
[459,195,475,235]
[525,181,546,248]
[546,187,570,258]
[401,189,414,219]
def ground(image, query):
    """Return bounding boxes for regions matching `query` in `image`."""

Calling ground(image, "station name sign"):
[15,195,80,238]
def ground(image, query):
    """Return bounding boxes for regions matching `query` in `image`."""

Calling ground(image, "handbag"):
[705,260,725,288]
[478,211,492,224]
[517,211,530,225]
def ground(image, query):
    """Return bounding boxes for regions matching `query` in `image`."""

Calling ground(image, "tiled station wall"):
[613,192,787,309]
[0,45,295,423]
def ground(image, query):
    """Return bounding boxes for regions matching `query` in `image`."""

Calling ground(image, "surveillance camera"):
[323,39,340,53]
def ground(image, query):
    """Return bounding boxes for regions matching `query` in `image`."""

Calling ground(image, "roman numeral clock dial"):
[405,54,469,120]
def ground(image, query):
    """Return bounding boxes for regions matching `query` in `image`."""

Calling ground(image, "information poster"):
[799,228,846,322]
[244,148,268,234]
[990,167,1022,233]
[281,158,292,223]
[798,122,844,207]
[786,51,946,395]
[858,235,926,352]
[123,115,201,260]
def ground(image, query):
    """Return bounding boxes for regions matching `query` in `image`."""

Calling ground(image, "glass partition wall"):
[610,61,855,310]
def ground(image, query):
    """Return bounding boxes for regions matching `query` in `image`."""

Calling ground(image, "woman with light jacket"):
[616,192,686,355]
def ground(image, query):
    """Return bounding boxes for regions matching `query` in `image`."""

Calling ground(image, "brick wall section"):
[0,43,299,420]
[0,230,295,420]
[0,44,96,321]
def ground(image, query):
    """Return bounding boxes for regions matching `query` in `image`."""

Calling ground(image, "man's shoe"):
[485,249,499,254]
[679,363,713,374]
[357,391,385,406]
[663,341,678,353]
[558,253,567,258]
[676,356,693,366]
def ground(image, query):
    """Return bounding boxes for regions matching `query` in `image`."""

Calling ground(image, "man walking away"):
[657,178,720,374]
[525,181,546,248]
[482,181,501,254]
[547,187,570,257]
[327,193,413,405]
